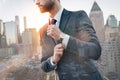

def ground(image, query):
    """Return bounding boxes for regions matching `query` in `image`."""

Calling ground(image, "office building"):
[106,15,117,28]
[4,21,18,45]
[15,16,21,43]
[89,1,105,42]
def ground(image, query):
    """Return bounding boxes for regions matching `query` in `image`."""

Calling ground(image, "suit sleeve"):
[66,11,101,60]
[41,57,57,72]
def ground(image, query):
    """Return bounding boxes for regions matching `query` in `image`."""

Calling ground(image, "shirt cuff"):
[50,57,57,66]
[61,33,70,48]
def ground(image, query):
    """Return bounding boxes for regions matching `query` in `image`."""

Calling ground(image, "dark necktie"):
[51,19,57,25]
[49,19,57,25]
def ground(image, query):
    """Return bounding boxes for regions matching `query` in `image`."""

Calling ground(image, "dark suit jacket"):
[39,9,103,80]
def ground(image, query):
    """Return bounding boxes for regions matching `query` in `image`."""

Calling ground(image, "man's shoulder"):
[64,9,88,17]
[73,10,88,16]
[64,9,86,14]
[62,9,87,17]
[74,10,86,13]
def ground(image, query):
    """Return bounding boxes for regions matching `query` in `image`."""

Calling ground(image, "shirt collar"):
[53,7,64,23]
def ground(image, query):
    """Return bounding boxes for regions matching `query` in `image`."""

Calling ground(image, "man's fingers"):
[47,26,55,36]
[47,29,54,36]
[47,25,55,30]
[47,28,54,33]
[47,25,62,40]
[47,26,54,31]
[56,44,65,49]
[56,48,64,52]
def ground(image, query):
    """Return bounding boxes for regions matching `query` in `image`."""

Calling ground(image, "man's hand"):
[52,43,65,63]
[47,25,62,40]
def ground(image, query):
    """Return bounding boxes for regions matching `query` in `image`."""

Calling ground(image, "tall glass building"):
[4,21,18,45]
[107,15,117,28]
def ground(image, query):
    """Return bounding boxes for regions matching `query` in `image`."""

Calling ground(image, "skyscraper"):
[4,21,18,45]
[0,20,4,35]
[28,28,39,55]
[1,23,7,48]
[103,32,120,79]
[15,16,22,43]
[22,28,39,55]
[106,15,117,28]
[23,16,27,31]
[0,20,4,48]
[105,15,119,41]
[103,16,120,79]
[89,1,105,42]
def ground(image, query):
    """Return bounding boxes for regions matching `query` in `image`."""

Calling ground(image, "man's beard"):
[39,0,55,13]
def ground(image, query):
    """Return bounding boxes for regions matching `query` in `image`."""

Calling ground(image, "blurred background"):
[0,0,120,80]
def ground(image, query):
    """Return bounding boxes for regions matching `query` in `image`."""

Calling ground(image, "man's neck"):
[49,3,61,18]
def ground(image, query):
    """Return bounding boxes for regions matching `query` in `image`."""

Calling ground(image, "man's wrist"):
[50,57,57,65]
[50,57,57,69]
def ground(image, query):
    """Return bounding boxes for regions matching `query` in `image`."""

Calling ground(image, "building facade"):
[89,1,105,42]
[0,20,7,48]
[0,20,4,48]
[22,28,39,56]
[89,2,120,80]
[107,15,117,28]
[15,16,21,44]
[4,21,18,45]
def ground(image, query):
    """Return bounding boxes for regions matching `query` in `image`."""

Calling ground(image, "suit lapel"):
[59,9,71,32]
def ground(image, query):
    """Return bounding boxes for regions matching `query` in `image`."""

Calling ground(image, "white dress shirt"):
[53,7,70,48]
[50,7,70,65]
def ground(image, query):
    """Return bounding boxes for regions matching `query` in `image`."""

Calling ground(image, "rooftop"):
[91,1,101,12]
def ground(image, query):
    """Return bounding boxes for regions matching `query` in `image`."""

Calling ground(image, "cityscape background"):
[0,0,120,80]
[0,0,120,31]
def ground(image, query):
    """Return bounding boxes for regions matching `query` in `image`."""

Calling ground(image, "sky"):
[0,0,120,32]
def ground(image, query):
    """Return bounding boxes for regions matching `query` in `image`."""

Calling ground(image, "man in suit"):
[35,0,103,80]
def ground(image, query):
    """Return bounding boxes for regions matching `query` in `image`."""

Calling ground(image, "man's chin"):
[39,9,46,13]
